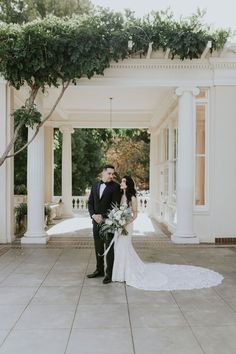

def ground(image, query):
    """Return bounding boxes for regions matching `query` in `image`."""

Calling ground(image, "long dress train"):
[112,221,223,291]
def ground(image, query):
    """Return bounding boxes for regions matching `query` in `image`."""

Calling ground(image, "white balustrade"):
[52,195,149,213]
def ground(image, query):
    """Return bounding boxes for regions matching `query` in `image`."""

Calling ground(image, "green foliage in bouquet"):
[99,203,132,239]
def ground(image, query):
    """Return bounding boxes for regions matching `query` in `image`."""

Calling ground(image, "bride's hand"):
[126,218,134,225]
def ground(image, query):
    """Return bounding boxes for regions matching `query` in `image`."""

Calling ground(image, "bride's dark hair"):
[122,175,137,202]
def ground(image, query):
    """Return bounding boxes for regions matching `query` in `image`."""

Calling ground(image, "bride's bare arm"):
[130,196,138,222]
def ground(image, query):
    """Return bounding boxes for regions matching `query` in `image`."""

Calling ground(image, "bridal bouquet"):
[99,203,132,238]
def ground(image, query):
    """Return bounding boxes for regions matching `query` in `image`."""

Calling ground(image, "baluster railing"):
[50,195,149,213]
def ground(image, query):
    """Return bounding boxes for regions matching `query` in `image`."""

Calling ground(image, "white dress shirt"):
[99,182,106,199]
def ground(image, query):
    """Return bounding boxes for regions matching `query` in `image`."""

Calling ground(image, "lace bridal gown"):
[112,199,223,291]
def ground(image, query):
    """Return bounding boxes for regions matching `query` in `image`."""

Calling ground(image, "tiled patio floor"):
[0,244,236,353]
[0,214,236,353]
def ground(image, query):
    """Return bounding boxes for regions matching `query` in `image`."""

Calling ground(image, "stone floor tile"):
[0,287,37,305]
[43,271,84,286]
[0,329,69,354]
[14,263,52,275]
[51,264,87,273]
[15,304,76,329]
[133,326,204,354]
[172,288,225,308]
[73,304,129,328]
[79,284,126,304]
[0,305,26,329]
[181,303,236,326]
[129,303,188,327]
[126,286,176,305]
[31,286,81,305]
[66,328,134,354]
[0,273,46,287]
[192,325,236,354]
[0,331,8,346]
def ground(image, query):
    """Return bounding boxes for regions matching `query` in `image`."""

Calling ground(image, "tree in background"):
[4,0,94,194]
[105,129,150,190]
[0,0,27,24]
[14,125,27,194]
[0,0,93,24]
[53,128,149,196]
[54,128,107,196]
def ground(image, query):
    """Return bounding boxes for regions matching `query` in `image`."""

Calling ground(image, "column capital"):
[175,87,200,97]
[59,125,74,134]
[147,126,157,135]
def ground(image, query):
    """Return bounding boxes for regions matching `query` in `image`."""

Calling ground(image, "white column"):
[159,129,164,222]
[60,125,74,217]
[171,87,200,244]
[44,126,53,203]
[22,93,48,244]
[149,129,157,216]
[167,120,174,223]
[0,81,14,243]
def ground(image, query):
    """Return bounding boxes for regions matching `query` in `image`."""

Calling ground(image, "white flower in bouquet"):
[105,219,113,226]
[110,209,116,216]
[114,210,123,221]
[99,203,133,238]
[119,219,126,226]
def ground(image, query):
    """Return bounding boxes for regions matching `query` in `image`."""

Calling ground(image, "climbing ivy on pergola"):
[0,8,230,166]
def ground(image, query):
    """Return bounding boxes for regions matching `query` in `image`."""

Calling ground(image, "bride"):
[112,175,223,291]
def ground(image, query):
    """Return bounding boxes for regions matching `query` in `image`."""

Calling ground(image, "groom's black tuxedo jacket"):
[88,180,121,219]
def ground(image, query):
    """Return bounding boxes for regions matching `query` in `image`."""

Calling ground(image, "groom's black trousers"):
[92,221,114,278]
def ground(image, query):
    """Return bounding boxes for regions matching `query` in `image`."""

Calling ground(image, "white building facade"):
[1,47,236,244]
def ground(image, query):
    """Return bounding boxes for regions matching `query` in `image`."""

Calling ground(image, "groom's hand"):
[92,214,103,224]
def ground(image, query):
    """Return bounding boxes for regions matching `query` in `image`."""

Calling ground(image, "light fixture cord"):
[109,97,113,128]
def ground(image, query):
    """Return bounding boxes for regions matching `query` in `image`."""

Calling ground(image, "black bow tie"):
[101,181,109,186]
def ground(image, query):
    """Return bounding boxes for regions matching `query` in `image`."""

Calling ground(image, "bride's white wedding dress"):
[112,201,223,291]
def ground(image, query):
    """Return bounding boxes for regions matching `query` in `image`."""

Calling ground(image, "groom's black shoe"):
[87,270,104,278]
[103,276,112,284]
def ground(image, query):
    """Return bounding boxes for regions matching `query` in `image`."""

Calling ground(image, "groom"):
[87,164,121,284]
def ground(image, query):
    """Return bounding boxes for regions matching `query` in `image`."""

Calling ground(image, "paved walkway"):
[46,211,169,239]
[0,215,236,353]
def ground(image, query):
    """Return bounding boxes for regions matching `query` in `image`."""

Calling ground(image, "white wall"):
[211,86,236,238]
[194,86,236,242]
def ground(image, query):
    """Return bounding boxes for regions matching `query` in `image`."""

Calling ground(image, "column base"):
[171,233,199,244]
[21,231,49,244]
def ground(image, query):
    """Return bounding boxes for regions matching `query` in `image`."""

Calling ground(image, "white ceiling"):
[42,84,175,128]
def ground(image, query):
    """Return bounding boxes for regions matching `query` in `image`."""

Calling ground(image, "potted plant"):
[15,203,52,235]
[15,202,27,235]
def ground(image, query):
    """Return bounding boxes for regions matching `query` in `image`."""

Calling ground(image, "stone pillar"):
[44,126,54,203]
[171,87,200,244]
[149,129,157,216]
[0,80,14,243]
[22,93,48,244]
[60,125,74,217]
[167,120,174,225]
[159,129,164,222]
